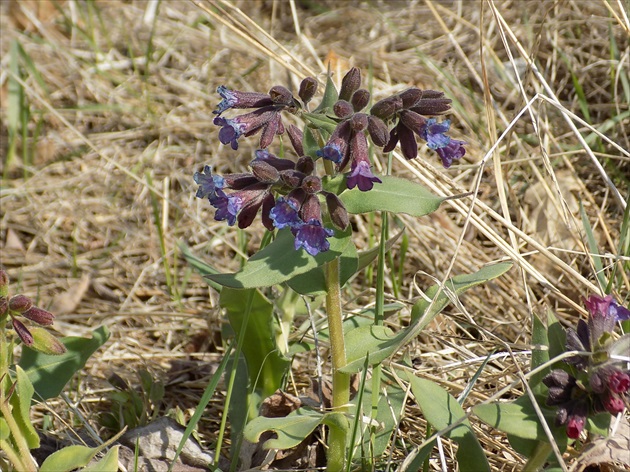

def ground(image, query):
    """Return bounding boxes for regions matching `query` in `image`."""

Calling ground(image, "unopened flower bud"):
[333,100,354,119]
[298,77,318,104]
[367,116,389,147]
[325,192,349,230]
[9,294,33,313]
[350,113,368,132]
[250,160,280,183]
[370,96,403,120]
[296,156,315,175]
[280,169,305,188]
[339,67,361,102]
[602,393,625,415]
[269,86,294,106]
[608,370,630,394]
[13,317,34,346]
[287,125,304,157]
[399,88,423,108]
[29,327,67,355]
[351,89,370,112]
[22,306,55,326]
[302,176,322,195]
[301,194,322,222]
[0,269,8,297]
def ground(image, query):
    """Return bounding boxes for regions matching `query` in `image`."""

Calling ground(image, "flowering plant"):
[185,68,514,471]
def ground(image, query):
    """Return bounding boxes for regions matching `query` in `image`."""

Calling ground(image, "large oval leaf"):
[339,176,444,217]
[206,227,351,289]
[406,374,490,472]
[220,288,290,398]
[19,326,110,401]
[244,408,326,450]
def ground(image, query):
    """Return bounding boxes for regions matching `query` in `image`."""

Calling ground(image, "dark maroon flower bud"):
[12,317,33,346]
[367,116,389,147]
[333,100,354,119]
[566,414,585,439]
[250,160,280,184]
[411,95,452,116]
[301,194,322,222]
[280,169,306,188]
[302,176,322,195]
[589,370,606,393]
[22,306,54,326]
[351,89,370,112]
[9,294,33,313]
[261,193,275,231]
[555,406,568,426]
[370,96,403,120]
[608,370,630,394]
[350,113,368,132]
[602,393,625,415]
[0,269,8,297]
[287,125,304,157]
[399,88,423,108]
[0,297,7,317]
[339,67,361,102]
[543,369,577,405]
[324,192,349,230]
[296,156,315,175]
[269,86,295,106]
[259,113,284,149]
[298,77,318,104]
[399,110,427,134]
[254,149,296,171]
[223,173,260,190]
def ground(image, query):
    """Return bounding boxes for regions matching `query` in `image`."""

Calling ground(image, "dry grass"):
[1,0,629,470]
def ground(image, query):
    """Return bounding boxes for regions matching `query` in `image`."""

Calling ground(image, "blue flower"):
[316,142,344,163]
[194,165,225,200]
[293,219,334,256]
[270,198,303,229]
[422,118,452,149]
[346,159,381,192]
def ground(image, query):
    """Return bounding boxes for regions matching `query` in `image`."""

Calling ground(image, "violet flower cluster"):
[543,294,630,439]
[198,68,466,255]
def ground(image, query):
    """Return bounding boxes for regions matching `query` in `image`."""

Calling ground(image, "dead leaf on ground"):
[570,416,630,472]
[51,274,91,315]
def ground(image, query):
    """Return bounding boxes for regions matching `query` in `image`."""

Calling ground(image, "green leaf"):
[587,412,611,436]
[580,201,607,290]
[343,325,398,373]
[286,239,358,295]
[302,112,339,134]
[40,431,124,472]
[312,74,338,113]
[19,326,110,401]
[531,312,550,392]
[406,374,490,472]
[547,309,566,363]
[322,174,347,195]
[339,176,444,217]
[341,263,513,373]
[359,381,405,457]
[82,445,120,472]
[220,288,290,398]
[206,228,351,289]
[473,395,557,441]
[10,366,39,449]
[411,262,513,325]
[244,408,325,449]
[303,126,321,160]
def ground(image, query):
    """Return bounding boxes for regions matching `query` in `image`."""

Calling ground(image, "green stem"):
[522,442,553,472]
[325,257,349,471]
[0,375,37,472]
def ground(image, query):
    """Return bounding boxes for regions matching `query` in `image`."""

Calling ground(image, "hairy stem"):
[325,257,349,471]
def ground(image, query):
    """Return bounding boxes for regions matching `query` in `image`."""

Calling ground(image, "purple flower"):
[211,190,239,226]
[584,294,630,323]
[293,219,334,256]
[214,116,246,150]
[317,142,344,164]
[194,165,225,200]
[270,198,303,229]
[421,118,466,168]
[346,159,382,192]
